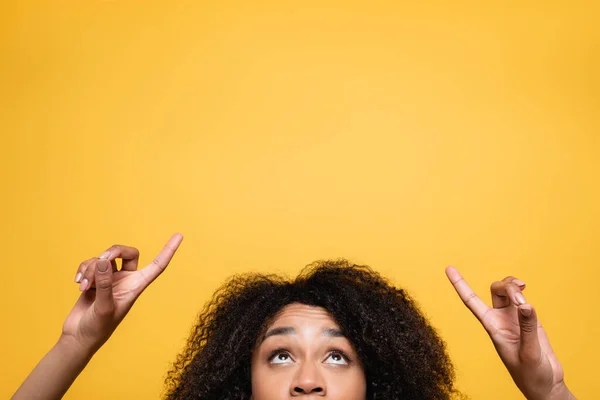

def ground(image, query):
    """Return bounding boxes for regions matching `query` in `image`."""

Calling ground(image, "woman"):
[13,234,576,399]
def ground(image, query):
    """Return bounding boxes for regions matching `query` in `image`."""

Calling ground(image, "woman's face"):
[250,303,367,399]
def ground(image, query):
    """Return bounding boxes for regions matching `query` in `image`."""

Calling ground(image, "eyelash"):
[267,348,291,362]
[329,350,352,363]
[267,348,353,364]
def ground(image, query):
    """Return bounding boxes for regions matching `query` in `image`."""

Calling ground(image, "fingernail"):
[515,293,527,305]
[520,307,532,317]
[98,251,111,260]
[79,278,89,291]
[513,279,526,287]
[97,259,109,273]
[74,272,83,283]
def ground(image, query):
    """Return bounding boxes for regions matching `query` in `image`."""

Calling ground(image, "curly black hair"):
[164,259,461,399]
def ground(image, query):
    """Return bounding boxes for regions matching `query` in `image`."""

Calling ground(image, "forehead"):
[268,303,339,329]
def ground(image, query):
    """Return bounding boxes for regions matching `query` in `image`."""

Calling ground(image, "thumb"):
[517,304,542,365]
[94,259,115,317]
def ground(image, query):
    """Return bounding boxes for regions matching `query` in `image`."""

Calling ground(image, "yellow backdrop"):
[1,1,598,398]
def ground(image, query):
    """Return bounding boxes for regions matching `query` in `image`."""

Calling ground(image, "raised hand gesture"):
[63,233,184,352]
[446,267,575,400]
[13,234,184,400]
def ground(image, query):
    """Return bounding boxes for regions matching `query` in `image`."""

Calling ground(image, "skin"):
[12,234,184,400]
[12,235,576,400]
[445,268,574,400]
[250,304,367,399]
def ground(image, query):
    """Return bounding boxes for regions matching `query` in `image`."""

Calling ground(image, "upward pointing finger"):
[445,266,490,322]
[139,233,184,288]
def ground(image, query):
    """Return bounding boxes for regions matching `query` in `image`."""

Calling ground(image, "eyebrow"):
[322,328,345,337]
[262,327,345,342]
[263,326,295,340]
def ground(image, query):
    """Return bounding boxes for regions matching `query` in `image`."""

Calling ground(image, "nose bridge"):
[291,358,326,394]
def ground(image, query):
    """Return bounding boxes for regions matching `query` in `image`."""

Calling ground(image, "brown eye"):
[269,351,293,364]
[324,351,349,365]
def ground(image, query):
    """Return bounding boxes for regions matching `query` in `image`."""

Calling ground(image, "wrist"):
[56,334,97,362]
[544,382,576,400]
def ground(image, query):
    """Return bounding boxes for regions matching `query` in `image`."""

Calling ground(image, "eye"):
[268,350,294,364]
[324,351,350,365]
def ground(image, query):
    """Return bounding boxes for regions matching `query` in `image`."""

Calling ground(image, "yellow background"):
[1,1,598,398]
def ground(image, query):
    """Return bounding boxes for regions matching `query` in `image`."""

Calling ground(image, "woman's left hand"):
[446,267,574,400]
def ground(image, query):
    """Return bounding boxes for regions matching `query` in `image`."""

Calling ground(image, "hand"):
[61,234,183,353]
[446,267,573,400]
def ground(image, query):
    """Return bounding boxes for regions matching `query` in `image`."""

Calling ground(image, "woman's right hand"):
[61,233,183,353]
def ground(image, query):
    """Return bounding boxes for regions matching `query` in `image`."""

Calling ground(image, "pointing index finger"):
[140,233,184,286]
[445,266,490,322]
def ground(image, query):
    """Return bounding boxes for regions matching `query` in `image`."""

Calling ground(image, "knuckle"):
[507,282,520,293]
[502,275,516,282]
[78,258,95,272]
[83,271,95,282]
[520,321,537,334]
[464,291,477,304]
[96,276,112,290]
[84,264,96,278]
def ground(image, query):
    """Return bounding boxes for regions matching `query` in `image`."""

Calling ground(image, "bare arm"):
[12,336,94,400]
[446,267,576,400]
[12,234,183,400]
